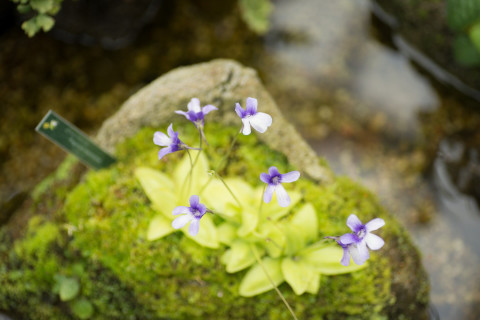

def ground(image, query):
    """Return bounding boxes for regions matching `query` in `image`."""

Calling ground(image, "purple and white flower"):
[153,123,195,160]
[235,97,272,135]
[337,214,385,266]
[172,195,209,236]
[260,166,300,207]
[175,98,217,142]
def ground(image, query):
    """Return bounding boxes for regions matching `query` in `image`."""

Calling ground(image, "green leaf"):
[283,225,305,256]
[30,0,54,14]
[468,21,480,52]
[59,277,80,301]
[237,204,259,237]
[447,0,480,31]
[258,222,286,258]
[36,14,54,32]
[239,257,284,297]
[184,214,219,249]
[305,272,321,294]
[301,245,367,275]
[223,240,262,273]
[281,257,317,295]
[147,215,175,241]
[453,34,480,67]
[135,167,176,217]
[239,0,273,34]
[217,222,237,245]
[173,152,209,201]
[71,298,94,319]
[21,18,40,37]
[290,203,317,243]
[17,4,31,14]
[261,191,302,221]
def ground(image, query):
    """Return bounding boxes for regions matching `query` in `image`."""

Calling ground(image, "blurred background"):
[1,0,480,319]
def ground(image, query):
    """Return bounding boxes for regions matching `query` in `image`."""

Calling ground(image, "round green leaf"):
[59,277,80,301]
[223,240,262,273]
[72,298,94,319]
[135,167,176,216]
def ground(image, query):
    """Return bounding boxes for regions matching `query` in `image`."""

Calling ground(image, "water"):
[1,0,480,318]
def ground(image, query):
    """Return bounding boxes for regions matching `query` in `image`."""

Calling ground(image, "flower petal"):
[189,219,200,236]
[249,112,272,133]
[241,118,252,135]
[365,233,385,250]
[340,247,351,266]
[188,98,201,112]
[268,166,280,176]
[189,195,200,208]
[275,184,290,207]
[346,214,363,233]
[365,218,385,232]
[263,184,275,203]
[167,123,175,137]
[174,110,189,118]
[235,103,245,118]
[158,147,173,160]
[196,203,207,215]
[350,241,369,265]
[202,104,218,115]
[172,214,193,229]
[246,97,258,114]
[260,172,271,184]
[280,171,300,183]
[153,131,172,146]
[172,206,190,215]
[339,233,358,245]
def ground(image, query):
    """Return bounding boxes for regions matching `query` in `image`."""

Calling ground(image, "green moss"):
[0,124,427,319]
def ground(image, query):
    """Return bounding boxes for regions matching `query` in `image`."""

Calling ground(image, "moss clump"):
[0,123,428,319]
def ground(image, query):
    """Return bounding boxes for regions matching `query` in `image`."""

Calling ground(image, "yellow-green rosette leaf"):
[239,257,284,297]
[185,214,219,249]
[173,152,209,200]
[237,204,259,237]
[217,222,237,245]
[135,167,176,217]
[284,224,306,256]
[258,222,286,258]
[223,240,263,273]
[147,215,175,241]
[281,257,317,295]
[290,203,317,243]
[305,272,321,294]
[261,190,302,221]
[301,245,367,275]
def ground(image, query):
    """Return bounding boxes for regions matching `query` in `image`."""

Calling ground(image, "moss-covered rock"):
[0,60,429,319]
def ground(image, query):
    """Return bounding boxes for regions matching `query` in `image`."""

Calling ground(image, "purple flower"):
[175,98,217,129]
[338,214,385,266]
[235,97,272,135]
[172,195,208,236]
[260,166,300,207]
[153,123,194,160]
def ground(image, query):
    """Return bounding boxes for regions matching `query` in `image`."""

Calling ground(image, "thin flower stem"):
[198,127,242,195]
[249,245,298,320]
[258,184,266,216]
[210,170,242,208]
